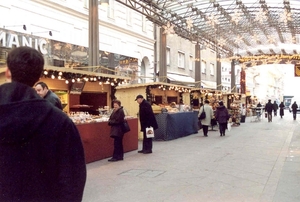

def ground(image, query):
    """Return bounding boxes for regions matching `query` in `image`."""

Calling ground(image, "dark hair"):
[113,100,121,106]
[204,99,209,104]
[7,46,44,87]
[35,81,49,89]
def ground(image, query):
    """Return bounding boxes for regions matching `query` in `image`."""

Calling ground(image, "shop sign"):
[0,29,49,55]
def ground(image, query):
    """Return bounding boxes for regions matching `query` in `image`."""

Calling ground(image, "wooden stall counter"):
[76,118,138,164]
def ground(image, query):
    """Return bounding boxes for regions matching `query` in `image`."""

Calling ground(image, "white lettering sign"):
[0,30,49,55]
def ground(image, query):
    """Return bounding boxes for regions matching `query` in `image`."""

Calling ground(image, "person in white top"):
[198,99,214,137]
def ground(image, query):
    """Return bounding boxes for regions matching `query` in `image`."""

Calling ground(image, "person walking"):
[279,101,285,118]
[198,99,214,137]
[240,104,247,123]
[0,46,86,201]
[291,101,298,120]
[215,101,230,136]
[108,100,125,162]
[35,81,63,110]
[135,95,158,154]
[265,99,274,122]
[273,101,278,116]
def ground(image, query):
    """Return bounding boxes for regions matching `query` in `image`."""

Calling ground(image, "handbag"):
[199,106,206,120]
[145,126,154,138]
[121,120,131,133]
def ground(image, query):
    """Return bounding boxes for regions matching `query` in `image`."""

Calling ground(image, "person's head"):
[35,81,49,98]
[135,94,144,104]
[6,46,44,87]
[268,99,271,103]
[112,100,121,109]
[219,101,224,106]
[204,99,209,104]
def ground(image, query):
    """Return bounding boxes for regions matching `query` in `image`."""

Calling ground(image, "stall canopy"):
[167,72,195,83]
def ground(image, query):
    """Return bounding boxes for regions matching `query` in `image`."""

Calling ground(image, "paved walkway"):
[83,111,300,202]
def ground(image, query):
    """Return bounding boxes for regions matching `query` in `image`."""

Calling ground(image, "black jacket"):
[292,103,298,113]
[265,101,273,113]
[108,107,125,138]
[215,105,229,124]
[44,90,63,110]
[0,82,86,202]
[139,99,158,131]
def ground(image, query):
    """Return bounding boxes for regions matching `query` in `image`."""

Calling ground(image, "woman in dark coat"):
[279,101,285,118]
[108,100,125,162]
[215,101,230,137]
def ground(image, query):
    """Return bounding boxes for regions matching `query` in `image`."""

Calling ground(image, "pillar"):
[195,43,201,88]
[159,28,167,82]
[88,0,99,70]
[231,60,236,93]
[216,53,221,91]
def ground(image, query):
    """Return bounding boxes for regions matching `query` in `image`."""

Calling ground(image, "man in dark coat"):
[215,101,230,136]
[292,101,298,120]
[273,101,278,116]
[35,81,63,110]
[265,99,274,122]
[135,94,158,154]
[0,46,86,202]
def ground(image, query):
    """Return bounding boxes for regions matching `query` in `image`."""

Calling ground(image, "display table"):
[154,112,198,141]
[76,118,138,164]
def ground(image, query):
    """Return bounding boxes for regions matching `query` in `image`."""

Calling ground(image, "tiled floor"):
[83,111,300,202]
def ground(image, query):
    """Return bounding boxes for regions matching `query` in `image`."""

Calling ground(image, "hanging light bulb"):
[72,79,75,83]
[44,70,48,75]
[58,75,62,80]
[99,81,102,85]
[51,74,55,79]
[58,72,63,76]
[77,78,81,82]
[65,80,69,84]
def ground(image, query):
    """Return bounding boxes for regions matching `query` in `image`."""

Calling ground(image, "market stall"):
[115,82,193,139]
[76,118,138,163]
[154,111,198,141]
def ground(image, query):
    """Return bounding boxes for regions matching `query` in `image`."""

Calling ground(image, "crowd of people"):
[198,98,298,137]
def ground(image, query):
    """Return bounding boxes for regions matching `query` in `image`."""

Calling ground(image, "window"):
[210,63,215,75]
[107,0,115,19]
[201,60,206,74]
[166,47,170,66]
[178,52,185,68]
[189,55,193,71]
[126,8,132,26]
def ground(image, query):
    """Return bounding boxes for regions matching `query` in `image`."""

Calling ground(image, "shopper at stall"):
[0,46,86,202]
[215,101,230,136]
[35,81,63,110]
[279,101,285,118]
[273,101,278,116]
[108,100,125,161]
[135,94,158,154]
[291,101,298,120]
[198,99,214,137]
[265,99,274,122]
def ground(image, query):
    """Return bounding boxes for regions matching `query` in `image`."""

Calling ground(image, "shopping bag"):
[227,122,231,131]
[146,126,154,138]
[122,120,130,133]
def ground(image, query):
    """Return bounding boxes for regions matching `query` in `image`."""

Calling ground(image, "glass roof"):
[117,0,300,57]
